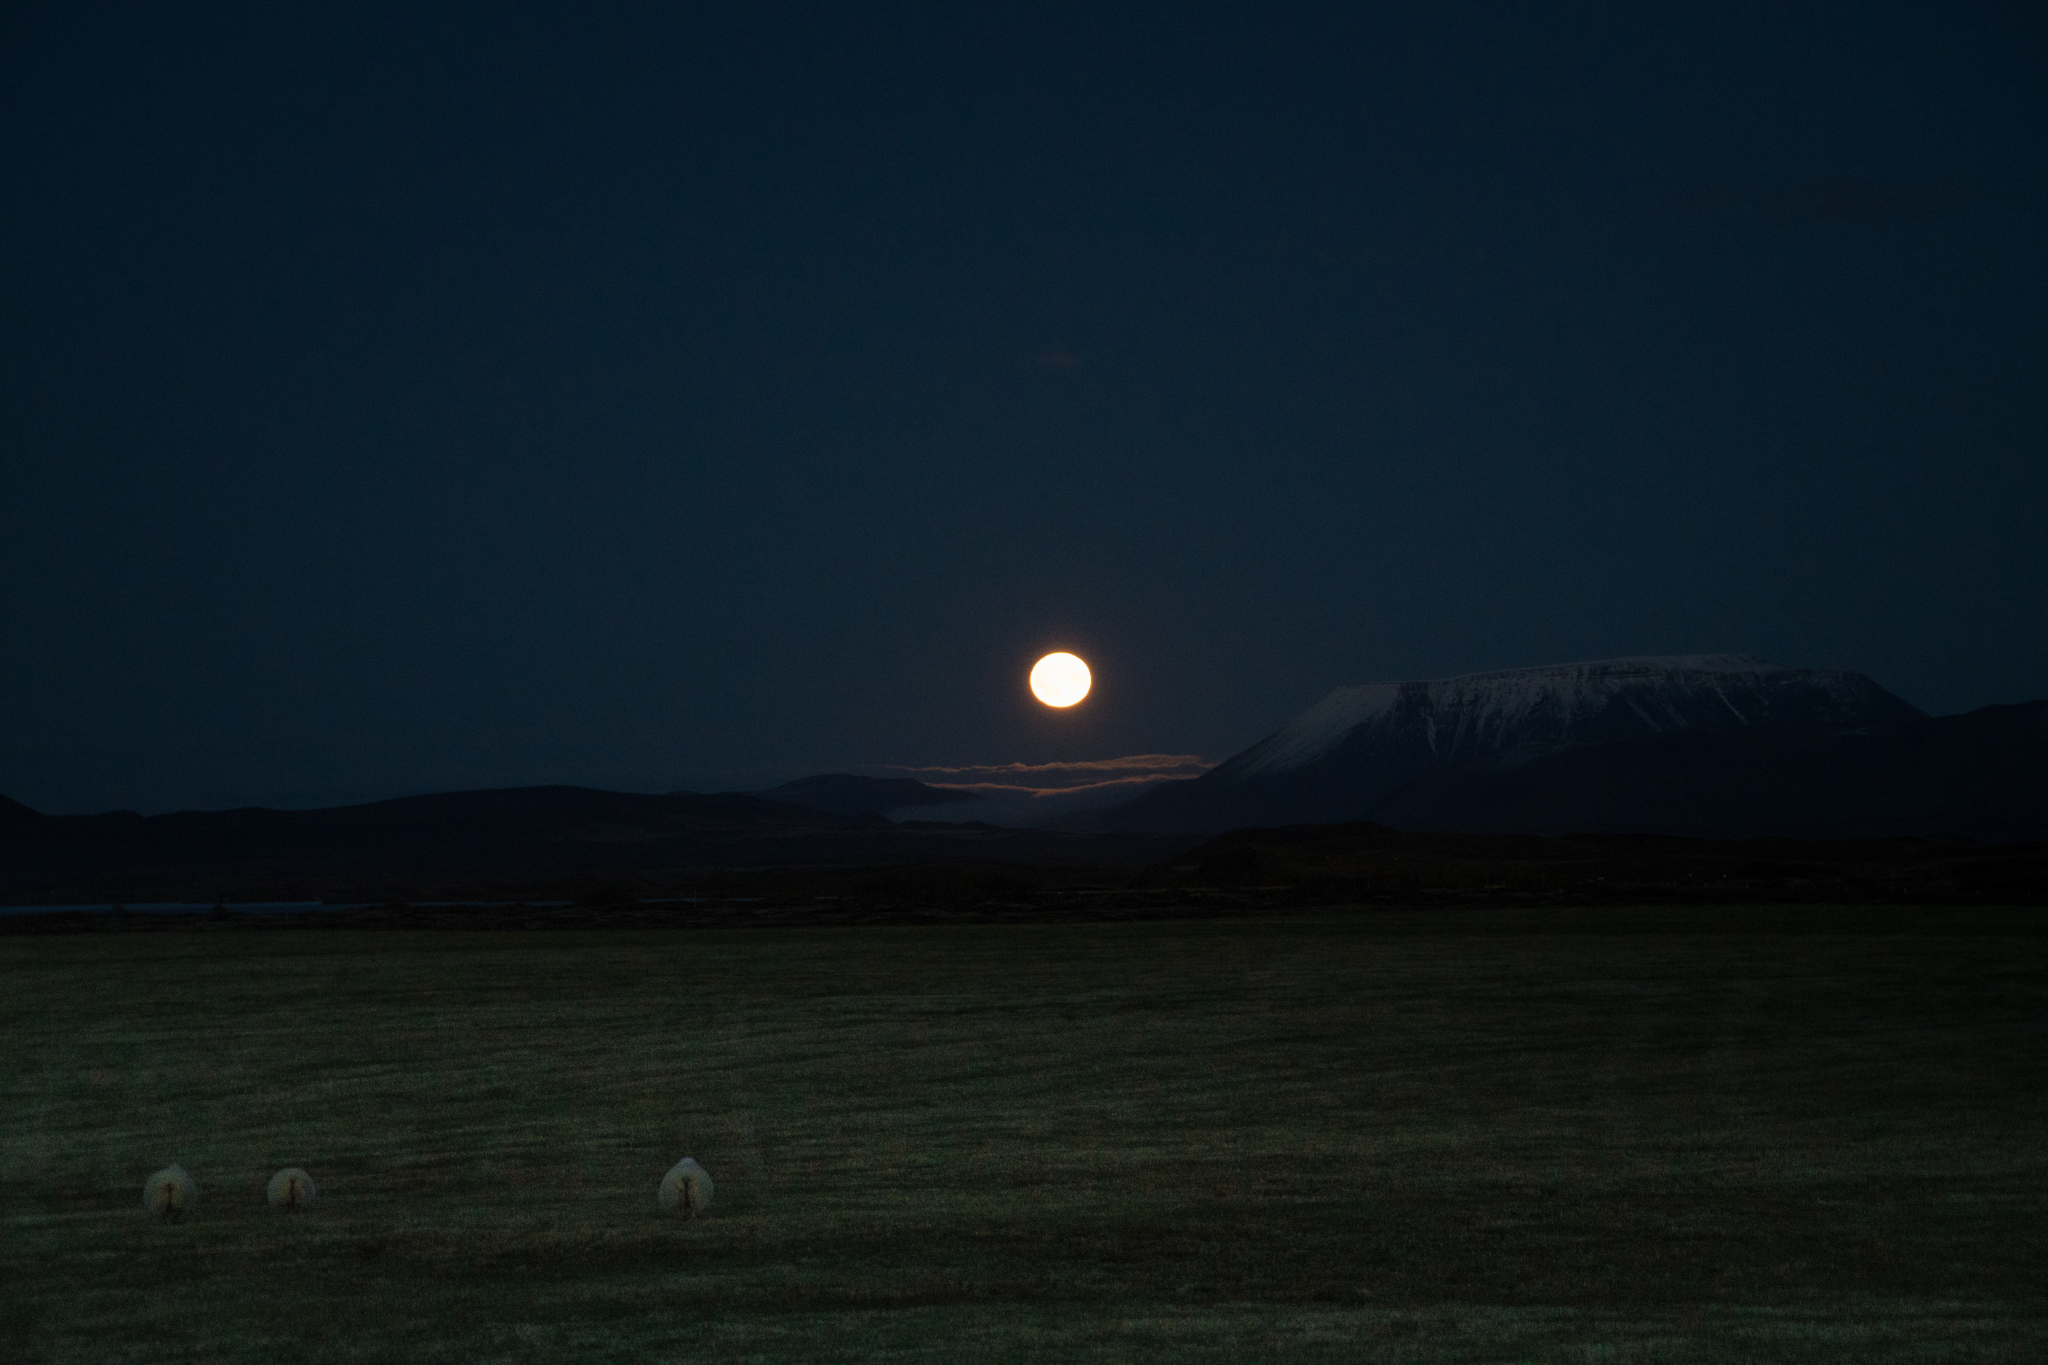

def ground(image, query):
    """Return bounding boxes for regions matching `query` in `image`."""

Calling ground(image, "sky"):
[3,2,2045,814]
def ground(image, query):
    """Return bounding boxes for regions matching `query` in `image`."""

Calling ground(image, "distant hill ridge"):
[752,773,980,818]
[0,783,1186,900]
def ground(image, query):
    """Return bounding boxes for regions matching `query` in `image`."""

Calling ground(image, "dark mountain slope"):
[0,795,46,824]
[1370,701,2048,842]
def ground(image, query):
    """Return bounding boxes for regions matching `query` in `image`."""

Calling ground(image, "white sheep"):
[266,1167,318,1210]
[657,1158,714,1218]
[142,1164,197,1222]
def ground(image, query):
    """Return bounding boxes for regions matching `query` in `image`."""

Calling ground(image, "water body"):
[0,901,594,916]
[0,902,369,916]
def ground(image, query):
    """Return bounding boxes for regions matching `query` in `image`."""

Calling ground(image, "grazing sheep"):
[657,1158,713,1218]
[142,1164,197,1222]
[266,1167,318,1210]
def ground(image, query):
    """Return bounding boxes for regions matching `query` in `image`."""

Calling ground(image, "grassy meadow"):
[3,907,2045,1362]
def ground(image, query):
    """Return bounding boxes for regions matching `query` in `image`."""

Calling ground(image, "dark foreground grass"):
[4,908,2045,1362]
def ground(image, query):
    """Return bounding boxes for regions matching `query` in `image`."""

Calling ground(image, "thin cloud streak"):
[923,774,1191,802]
[887,754,1213,791]
[878,755,1214,827]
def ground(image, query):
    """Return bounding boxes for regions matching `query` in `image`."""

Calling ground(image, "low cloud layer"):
[881,754,1214,827]
[887,753,1212,792]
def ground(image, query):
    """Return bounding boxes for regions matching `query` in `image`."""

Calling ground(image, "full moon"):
[1029,652,1092,708]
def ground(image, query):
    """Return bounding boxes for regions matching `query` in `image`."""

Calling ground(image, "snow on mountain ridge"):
[1229,655,1912,780]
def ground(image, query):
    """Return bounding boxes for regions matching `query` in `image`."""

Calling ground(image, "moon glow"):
[1029,652,1092,708]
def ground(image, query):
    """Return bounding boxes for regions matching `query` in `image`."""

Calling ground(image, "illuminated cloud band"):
[886,753,1213,799]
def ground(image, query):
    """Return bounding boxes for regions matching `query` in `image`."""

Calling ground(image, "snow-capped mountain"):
[1222,654,1920,779]
[1089,655,1932,835]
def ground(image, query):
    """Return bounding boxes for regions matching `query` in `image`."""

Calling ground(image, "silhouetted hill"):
[0,784,1194,903]
[0,795,45,824]
[1082,656,2042,840]
[752,773,980,818]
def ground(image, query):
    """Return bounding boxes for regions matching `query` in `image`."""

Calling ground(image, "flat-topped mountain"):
[1223,654,1920,780]
[1082,656,2041,840]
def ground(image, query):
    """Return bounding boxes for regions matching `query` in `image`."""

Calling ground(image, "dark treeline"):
[5,823,2043,933]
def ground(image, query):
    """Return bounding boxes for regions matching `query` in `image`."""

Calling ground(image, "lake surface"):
[0,901,584,916]
[0,902,366,916]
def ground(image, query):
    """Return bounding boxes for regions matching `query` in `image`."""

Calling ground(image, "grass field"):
[4,908,2046,1362]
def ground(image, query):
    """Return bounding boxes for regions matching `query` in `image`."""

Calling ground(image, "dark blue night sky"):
[4,3,2044,813]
